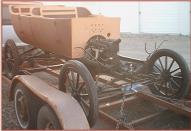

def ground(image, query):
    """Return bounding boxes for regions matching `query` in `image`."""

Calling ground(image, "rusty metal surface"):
[95,76,191,129]
[3,44,190,129]
[9,5,120,58]
[3,71,190,129]
[137,91,191,117]
[10,75,90,129]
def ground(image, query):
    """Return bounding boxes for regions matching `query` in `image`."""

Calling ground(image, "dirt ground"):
[2,34,190,129]
[119,34,190,68]
[2,78,21,129]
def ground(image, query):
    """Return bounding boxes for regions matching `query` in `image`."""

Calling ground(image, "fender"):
[9,75,90,129]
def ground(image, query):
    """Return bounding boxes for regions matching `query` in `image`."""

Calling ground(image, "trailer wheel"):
[4,39,20,79]
[148,49,189,98]
[59,60,98,127]
[14,83,35,129]
[37,105,61,129]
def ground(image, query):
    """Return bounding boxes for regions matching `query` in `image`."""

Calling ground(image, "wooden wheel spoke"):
[165,81,176,96]
[169,81,178,92]
[79,98,89,116]
[79,93,88,97]
[171,75,183,79]
[152,72,161,77]
[79,93,89,102]
[160,81,164,87]
[154,80,163,91]
[7,58,15,63]
[76,74,80,89]
[8,54,13,59]
[66,73,74,90]
[164,82,168,94]
[78,82,86,92]
[158,58,164,71]
[165,56,168,70]
[157,81,163,91]
[168,59,175,71]
[170,78,181,89]
[160,81,170,95]
[6,49,13,57]
[70,71,76,87]
[153,64,162,72]
[170,67,180,74]
[155,80,161,85]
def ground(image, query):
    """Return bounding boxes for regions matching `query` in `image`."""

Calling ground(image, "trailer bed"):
[3,54,190,129]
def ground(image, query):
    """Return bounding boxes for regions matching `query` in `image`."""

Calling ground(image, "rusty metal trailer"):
[3,51,191,129]
[4,4,190,130]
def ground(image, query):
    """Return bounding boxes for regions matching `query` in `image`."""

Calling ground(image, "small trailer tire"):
[37,105,61,129]
[14,83,36,129]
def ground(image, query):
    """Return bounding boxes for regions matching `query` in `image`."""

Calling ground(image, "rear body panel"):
[10,5,120,58]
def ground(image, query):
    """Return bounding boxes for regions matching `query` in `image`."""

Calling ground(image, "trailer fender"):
[9,75,90,129]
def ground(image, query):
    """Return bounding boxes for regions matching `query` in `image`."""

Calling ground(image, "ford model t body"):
[4,4,190,129]
[10,4,120,58]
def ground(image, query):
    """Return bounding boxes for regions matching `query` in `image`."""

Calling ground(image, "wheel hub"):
[18,96,28,121]
[161,70,171,81]
[45,122,54,129]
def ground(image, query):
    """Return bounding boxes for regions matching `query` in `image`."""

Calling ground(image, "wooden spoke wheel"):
[4,39,20,79]
[148,49,189,98]
[59,60,98,127]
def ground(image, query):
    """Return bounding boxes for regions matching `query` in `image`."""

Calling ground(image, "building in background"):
[43,1,190,35]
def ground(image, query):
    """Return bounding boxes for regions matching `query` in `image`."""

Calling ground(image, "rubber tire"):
[58,60,98,127]
[148,49,189,98]
[4,39,20,79]
[37,105,61,129]
[14,83,37,129]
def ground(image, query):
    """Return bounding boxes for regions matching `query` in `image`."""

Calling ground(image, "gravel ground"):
[2,78,21,129]
[119,34,190,68]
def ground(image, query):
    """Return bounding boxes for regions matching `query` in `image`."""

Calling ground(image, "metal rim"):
[14,88,30,129]
[62,67,90,117]
[45,122,55,129]
[152,55,183,97]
